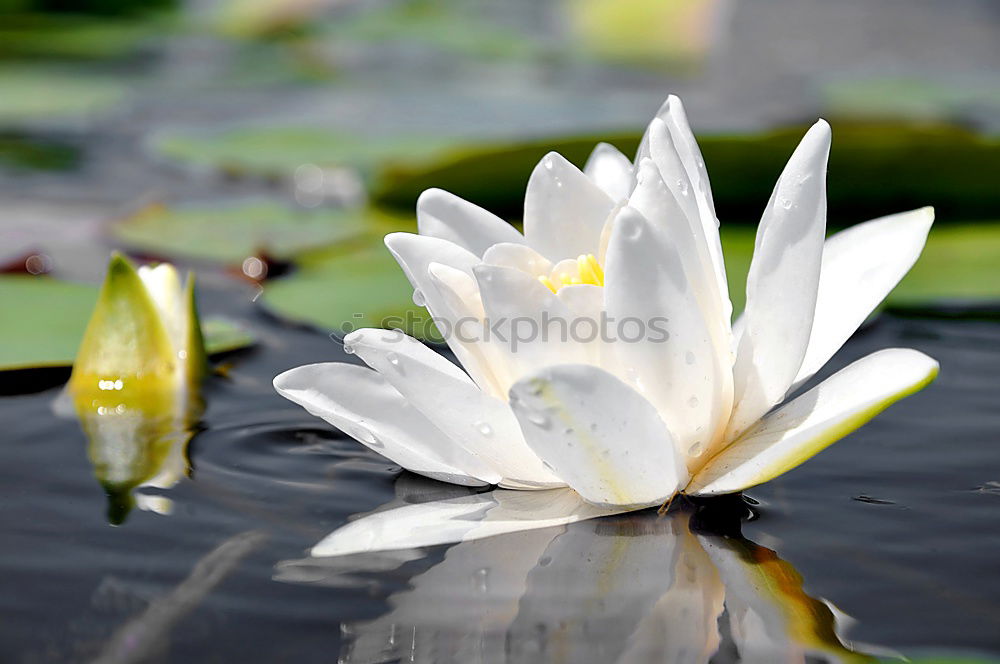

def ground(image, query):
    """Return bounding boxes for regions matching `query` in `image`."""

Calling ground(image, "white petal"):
[273,362,498,486]
[344,328,562,489]
[509,364,688,508]
[656,95,718,219]
[555,284,605,367]
[523,151,615,261]
[792,207,935,389]
[629,158,734,401]
[474,264,590,392]
[416,188,524,257]
[604,203,733,468]
[727,120,832,439]
[638,98,729,328]
[583,142,635,202]
[482,242,553,277]
[690,348,939,496]
[311,488,621,556]
[384,232,500,396]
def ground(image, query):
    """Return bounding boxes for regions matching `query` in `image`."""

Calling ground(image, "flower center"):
[538,254,605,293]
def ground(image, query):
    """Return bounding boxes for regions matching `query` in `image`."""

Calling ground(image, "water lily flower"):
[67,254,207,522]
[275,95,938,520]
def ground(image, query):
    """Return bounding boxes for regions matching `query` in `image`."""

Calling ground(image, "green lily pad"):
[149,126,465,179]
[0,275,254,372]
[0,15,159,60]
[0,66,127,125]
[260,229,442,341]
[112,200,371,264]
[722,222,1000,316]
[372,125,1000,222]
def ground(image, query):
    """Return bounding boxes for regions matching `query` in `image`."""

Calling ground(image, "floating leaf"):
[112,200,370,264]
[261,230,442,341]
[372,125,1000,222]
[0,275,254,372]
[0,15,158,60]
[149,126,465,179]
[0,66,127,125]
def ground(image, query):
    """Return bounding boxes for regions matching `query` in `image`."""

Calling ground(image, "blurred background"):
[1,0,999,360]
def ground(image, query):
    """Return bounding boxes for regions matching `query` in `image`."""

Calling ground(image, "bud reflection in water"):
[278,483,879,664]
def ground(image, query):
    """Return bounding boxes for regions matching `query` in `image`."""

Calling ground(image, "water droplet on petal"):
[472,567,490,593]
[676,179,689,196]
[543,156,554,171]
[343,341,356,355]
[475,421,493,437]
[688,396,699,408]
[387,352,399,366]
[685,351,696,365]
[688,441,703,456]
[412,289,426,306]
[780,198,793,210]
[527,412,550,429]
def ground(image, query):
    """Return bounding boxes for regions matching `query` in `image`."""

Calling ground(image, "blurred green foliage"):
[373,124,1000,223]
[0,0,175,17]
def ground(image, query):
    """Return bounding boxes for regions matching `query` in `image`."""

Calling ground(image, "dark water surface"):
[2,303,999,663]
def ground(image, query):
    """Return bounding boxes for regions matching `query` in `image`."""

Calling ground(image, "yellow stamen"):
[538,275,557,293]
[539,254,605,294]
[576,254,604,286]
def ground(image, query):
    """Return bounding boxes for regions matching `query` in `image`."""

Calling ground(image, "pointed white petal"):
[274,362,498,486]
[482,242,553,277]
[792,207,935,388]
[384,232,501,396]
[345,328,562,489]
[727,120,832,439]
[690,348,939,496]
[509,364,688,508]
[416,188,524,257]
[311,488,621,556]
[474,264,590,392]
[583,142,635,202]
[604,203,733,468]
[523,151,615,261]
[657,95,718,218]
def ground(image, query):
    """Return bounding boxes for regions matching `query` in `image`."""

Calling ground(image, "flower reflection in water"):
[277,481,880,664]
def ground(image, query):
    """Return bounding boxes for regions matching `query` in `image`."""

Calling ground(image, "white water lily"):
[274,95,938,517]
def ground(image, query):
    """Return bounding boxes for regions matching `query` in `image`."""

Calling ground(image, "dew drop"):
[527,412,550,429]
[676,179,689,196]
[412,289,426,306]
[387,352,399,366]
[688,441,703,457]
[779,198,793,210]
[343,341,356,355]
[685,351,696,365]
[688,396,699,408]
[472,567,490,593]
[543,156,555,171]
[475,421,493,437]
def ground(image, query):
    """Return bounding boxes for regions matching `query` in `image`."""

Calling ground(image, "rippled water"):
[2,303,999,662]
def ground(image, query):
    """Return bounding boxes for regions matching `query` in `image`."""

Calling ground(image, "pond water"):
[2,289,998,663]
